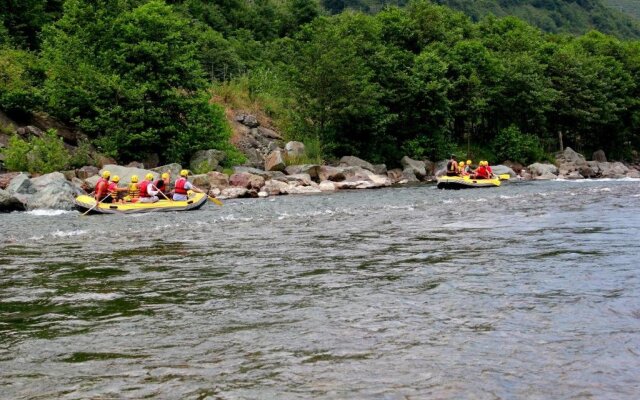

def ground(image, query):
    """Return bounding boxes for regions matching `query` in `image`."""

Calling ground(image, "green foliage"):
[0,47,43,120]
[492,125,545,164]
[1,129,71,173]
[69,139,93,168]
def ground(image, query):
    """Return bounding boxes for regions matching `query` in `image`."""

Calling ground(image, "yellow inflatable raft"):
[436,175,501,189]
[75,192,208,214]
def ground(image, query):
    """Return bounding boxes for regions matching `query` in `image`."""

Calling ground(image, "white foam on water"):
[26,209,75,216]
[51,230,88,238]
[499,195,517,199]
[50,292,122,303]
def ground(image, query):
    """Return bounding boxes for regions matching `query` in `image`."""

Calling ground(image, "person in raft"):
[152,172,171,199]
[94,170,111,202]
[107,175,128,203]
[473,161,490,179]
[458,161,468,176]
[486,160,494,178]
[138,173,160,203]
[446,154,459,176]
[172,169,204,201]
[464,160,473,174]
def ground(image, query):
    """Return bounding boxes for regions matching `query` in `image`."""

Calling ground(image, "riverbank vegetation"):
[2,0,640,172]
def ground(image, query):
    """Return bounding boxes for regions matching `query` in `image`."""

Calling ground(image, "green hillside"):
[323,0,640,39]
[605,0,640,19]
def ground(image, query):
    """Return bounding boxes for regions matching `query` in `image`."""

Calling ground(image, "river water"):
[1,179,640,399]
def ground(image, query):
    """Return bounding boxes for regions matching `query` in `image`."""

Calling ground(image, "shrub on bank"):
[1,129,71,173]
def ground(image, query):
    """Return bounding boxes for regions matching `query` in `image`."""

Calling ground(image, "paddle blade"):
[498,174,511,181]
[208,196,223,206]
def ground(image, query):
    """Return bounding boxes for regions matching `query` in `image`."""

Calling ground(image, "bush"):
[492,125,545,164]
[1,129,71,173]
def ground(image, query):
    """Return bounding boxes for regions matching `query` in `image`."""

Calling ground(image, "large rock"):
[592,150,607,163]
[0,189,25,212]
[401,156,426,179]
[424,160,435,177]
[264,149,285,172]
[600,162,629,178]
[284,141,305,158]
[257,126,282,140]
[527,163,558,177]
[373,164,387,175]
[28,172,76,210]
[0,172,20,189]
[84,175,100,191]
[434,160,448,177]
[402,168,420,183]
[283,184,322,195]
[230,172,265,189]
[190,174,211,192]
[237,114,259,128]
[262,179,289,195]
[318,166,346,182]
[76,165,99,180]
[387,168,404,184]
[490,165,517,178]
[284,174,314,186]
[218,187,249,199]
[151,163,182,179]
[318,180,337,192]
[339,156,375,172]
[579,165,597,178]
[340,166,391,188]
[100,164,157,185]
[559,147,587,166]
[285,164,320,179]
[190,149,226,173]
[536,172,559,180]
[6,173,35,195]
[207,171,229,189]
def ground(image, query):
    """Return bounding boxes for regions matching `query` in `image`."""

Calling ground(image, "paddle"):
[151,184,172,201]
[190,184,222,206]
[498,173,511,181]
[81,194,110,216]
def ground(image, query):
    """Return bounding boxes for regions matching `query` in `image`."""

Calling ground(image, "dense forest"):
[1,0,640,170]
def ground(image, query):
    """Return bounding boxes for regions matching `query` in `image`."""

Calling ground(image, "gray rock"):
[262,179,290,195]
[283,184,322,195]
[76,165,99,180]
[401,156,426,178]
[190,174,211,192]
[0,189,25,212]
[61,170,76,181]
[207,171,229,189]
[84,175,100,191]
[424,160,435,177]
[490,165,517,178]
[339,155,375,172]
[232,166,271,179]
[218,187,250,199]
[373,164,387,175]
[387,168,404,184]
[257,126,282,140]
[284,174,314,186]
[318,166,346,182]
[527,163,558,177]
[284,141,306,158]
[126,161,145,169]
[190,149,226,173]
[402,168,420,183]
[28,172,76,210]
[6,173,35,195]
[559,147,587,165]
[264,149,286,172]
[434,160,449,177]
[230,172,265,189]
[579,165,596,178]
[592,150,607,163]
[241,114,259,128]
[285,164,320,179]
[318,180,337,192]
[535,172,559,180]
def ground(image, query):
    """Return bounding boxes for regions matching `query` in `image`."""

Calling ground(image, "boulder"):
[318,166,346,182]
[503,161,524,174]
[601,162,629,178]
[490,165,517,178]
[238,114,259,128]
[401,156,426,179]
[232,166,270,178]
[402,168,420,183]
[218,187,249,199]
[285,164,320,179]
[579,165,596,178]
[284,174,314,186]
[229,172,265,189]
[190,149,226,173]
[84,175,100,191]
[0,172,20,189]
[207,171,229,189]
[626,169,640,179]
[0,189,24,212]
[373,164,387,175]
[284,141,305,158]
[6,173,35,195]
[191,174,211,192]
[28,172,76,210]
[339,166,391,188]
[76,165,99,180]
[536,172,559,180]
[527,163,558,177]
[318,180,337,191]
[283,184,322,195]
[339,156,375,172]
[262,179,290,195]
[424,160,435,177]
[61,170,76,181]
[257,126,282,140]
[566,171,583,180]
[126,161,145,169]
[257,191,269,198]
[264,149,286,172]
[592,150,607,163]
[559,147,587,166]
[387,168,404,184]
[16,125,44,138]
[151,163,182,179]
[434,160,448,177]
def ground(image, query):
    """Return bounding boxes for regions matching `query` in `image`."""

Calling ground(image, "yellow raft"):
[436,175,501,190]
[75,192,208,214]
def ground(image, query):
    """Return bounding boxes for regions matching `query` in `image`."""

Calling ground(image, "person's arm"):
[185,181,203,193]
[147,185,159,196]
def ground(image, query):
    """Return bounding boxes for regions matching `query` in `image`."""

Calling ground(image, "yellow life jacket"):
[128,182,139,198]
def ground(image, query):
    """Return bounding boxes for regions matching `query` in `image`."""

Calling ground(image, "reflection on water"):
[1,180,640,398]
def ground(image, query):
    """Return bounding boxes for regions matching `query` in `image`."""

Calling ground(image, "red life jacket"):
[174,177,188,195]
[138,180,151,197]
[95,177,109,198]
[475,166,489,179]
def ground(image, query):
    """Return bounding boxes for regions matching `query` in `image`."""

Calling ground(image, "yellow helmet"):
[161,172,170,180]
[112,175,120,183]
[180,169,189,177]
[102,170,110,179]
[458,161,465,166]
[131,175,138,183]
[483,161,488,166]
[466,160,472,165]
[145,173,154,180]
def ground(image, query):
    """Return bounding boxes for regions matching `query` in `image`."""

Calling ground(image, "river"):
[1,179,640,399]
